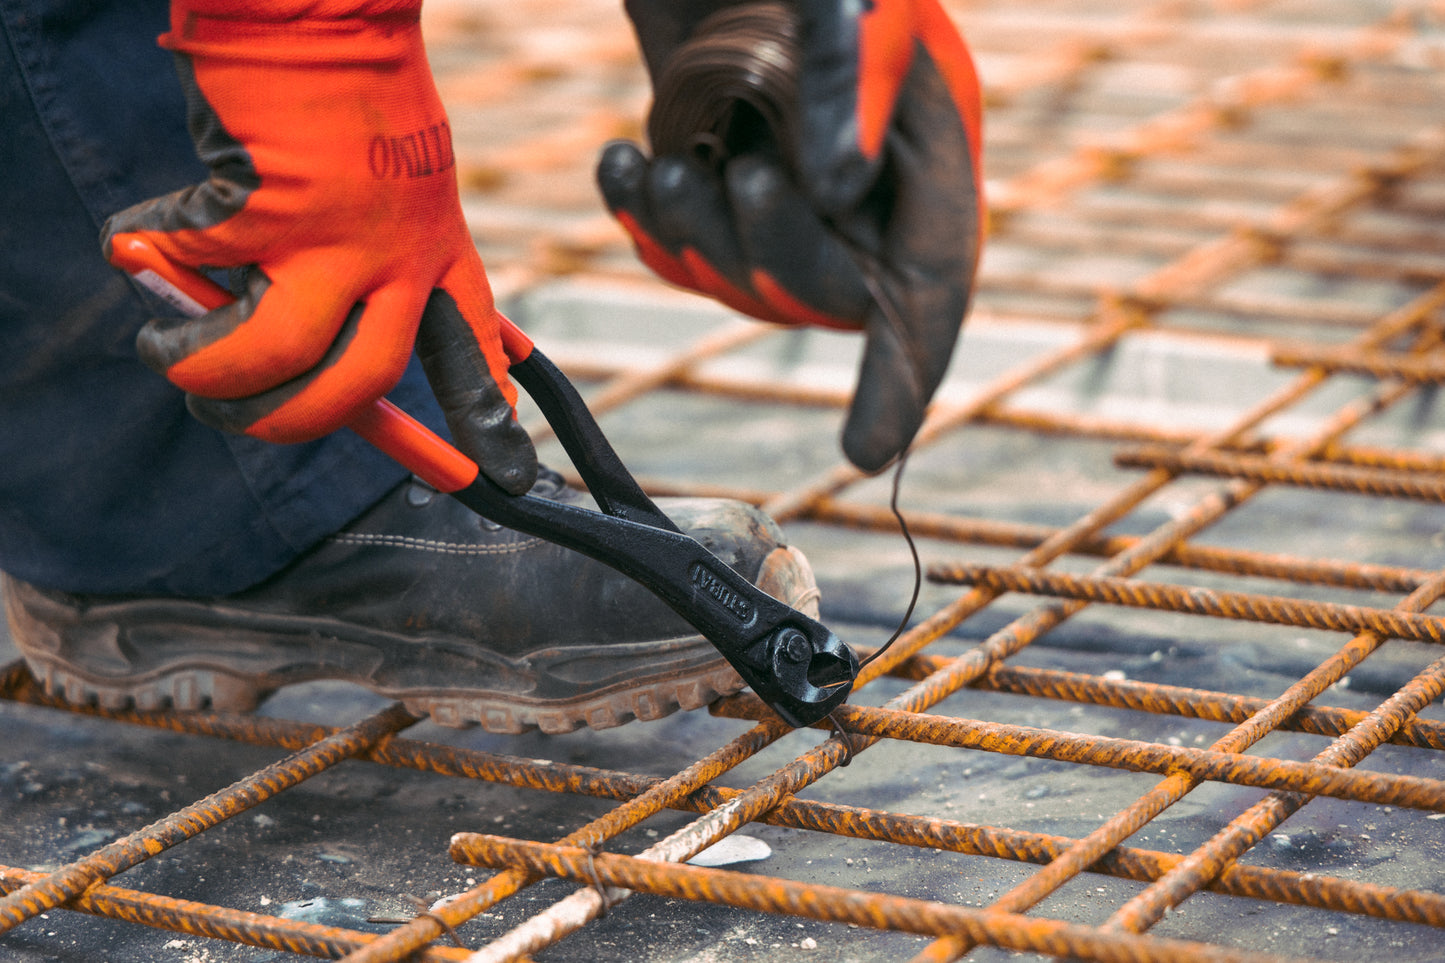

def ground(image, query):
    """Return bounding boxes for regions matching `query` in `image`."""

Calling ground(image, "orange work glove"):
[101,0,537,494]
[599,0,983,472]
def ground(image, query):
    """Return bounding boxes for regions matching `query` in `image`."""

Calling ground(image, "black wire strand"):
[824,453,919,765]
[850,252,924,679]
[856,451,921,676]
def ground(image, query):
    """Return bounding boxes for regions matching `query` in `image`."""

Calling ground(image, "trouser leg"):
[0,0,442,595]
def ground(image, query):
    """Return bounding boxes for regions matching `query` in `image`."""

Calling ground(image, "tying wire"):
[858,449,922,676]
[370,896,470,952]
[825,448,921,766]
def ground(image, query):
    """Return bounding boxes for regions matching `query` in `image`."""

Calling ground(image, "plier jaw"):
[442,469,860,727]
[113,237,860,729]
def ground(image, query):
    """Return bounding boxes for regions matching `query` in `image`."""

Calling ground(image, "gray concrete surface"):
[5,284,1445,961]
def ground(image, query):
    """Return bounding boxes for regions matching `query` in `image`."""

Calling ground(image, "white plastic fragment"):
[431,892,467,911]
[686,834,773,867]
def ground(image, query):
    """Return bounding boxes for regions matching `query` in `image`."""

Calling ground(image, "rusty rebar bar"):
[1115,443,1445,501]
[549,482,1437,594]
[449,834,1313,963]
[931,562,1445,643]
[0,702,418,936]
[1271,344,1445,382]
[0,865,471,961]
[875,652,1445,750]
[1316,439,1445,475]
[916,564,1445,962]
[10,660,1442,931]
[338,718,791,963]
[1,663,666,800]
[1106,653,1445,933]
[11,661,1442,933]
[972,661,1445,750]
[688,784,1445,926]
[712,699,1445,811]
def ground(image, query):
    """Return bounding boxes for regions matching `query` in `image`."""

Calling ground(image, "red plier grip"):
[108,235,524,494]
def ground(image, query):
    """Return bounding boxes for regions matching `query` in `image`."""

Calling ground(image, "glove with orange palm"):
[101,0,537,494]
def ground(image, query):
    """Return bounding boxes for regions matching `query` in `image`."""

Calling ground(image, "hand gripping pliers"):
[110,238,859,728]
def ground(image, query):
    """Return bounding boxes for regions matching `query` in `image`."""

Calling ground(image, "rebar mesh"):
[5,1,1445,960]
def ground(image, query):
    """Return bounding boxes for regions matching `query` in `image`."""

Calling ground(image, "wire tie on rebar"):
[583,841,610,914]
[397,895,470,951]
[826,709,855,767]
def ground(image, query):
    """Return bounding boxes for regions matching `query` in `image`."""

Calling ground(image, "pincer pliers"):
[111,238,858,728]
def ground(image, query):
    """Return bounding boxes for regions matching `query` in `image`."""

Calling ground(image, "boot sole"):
[3,546,816,734]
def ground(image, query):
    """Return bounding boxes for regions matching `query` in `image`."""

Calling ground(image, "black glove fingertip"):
[450,400,539,496]
[135,315,190,375]
[841,312,928,474]
[596,139,650,214]
[135,267,267,377]
[415,290,539,497]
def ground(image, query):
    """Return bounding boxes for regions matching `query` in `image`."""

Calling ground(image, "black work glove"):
[598,0,984,472]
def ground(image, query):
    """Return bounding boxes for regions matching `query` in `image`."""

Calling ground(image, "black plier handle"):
[111,237,858,728]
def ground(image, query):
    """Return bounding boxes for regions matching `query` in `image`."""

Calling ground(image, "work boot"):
[3,470,819,734]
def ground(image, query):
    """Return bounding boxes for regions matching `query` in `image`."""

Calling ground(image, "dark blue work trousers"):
[0,0,448,595]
